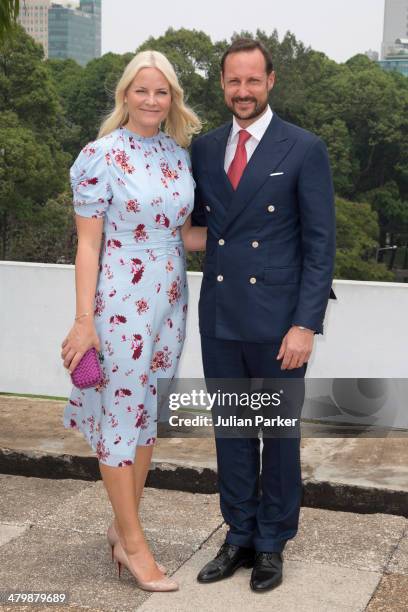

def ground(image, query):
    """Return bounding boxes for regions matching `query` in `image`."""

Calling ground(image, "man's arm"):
[292,137,336,333]
[190,137,207,228]
[278,137,335,370]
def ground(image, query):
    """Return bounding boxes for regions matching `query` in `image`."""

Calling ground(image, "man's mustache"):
[232,97,257,104]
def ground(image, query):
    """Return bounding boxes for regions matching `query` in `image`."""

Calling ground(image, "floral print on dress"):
[63,127,193,467]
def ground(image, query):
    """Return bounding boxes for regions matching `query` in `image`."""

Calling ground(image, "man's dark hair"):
[221,38,274,75]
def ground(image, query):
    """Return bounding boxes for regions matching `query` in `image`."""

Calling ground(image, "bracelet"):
[75,312,90,321]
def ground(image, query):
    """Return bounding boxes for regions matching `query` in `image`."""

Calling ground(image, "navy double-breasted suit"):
[192,112,336,340]
[191,111,336,552]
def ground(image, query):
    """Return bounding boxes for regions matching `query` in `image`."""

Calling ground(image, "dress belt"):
[103,228,184,250]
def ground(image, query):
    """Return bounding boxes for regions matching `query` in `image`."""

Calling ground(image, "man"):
[191,38,336,592]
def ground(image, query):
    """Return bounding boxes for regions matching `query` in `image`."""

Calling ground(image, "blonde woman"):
[60,50,205,592]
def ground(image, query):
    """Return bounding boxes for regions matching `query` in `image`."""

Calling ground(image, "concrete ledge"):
[1,446,408,518]
[0,448,218,491]
[302,479,408,518]
[1,396,408,518]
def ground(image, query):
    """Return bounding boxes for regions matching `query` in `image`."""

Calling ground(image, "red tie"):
[227,129,251,190]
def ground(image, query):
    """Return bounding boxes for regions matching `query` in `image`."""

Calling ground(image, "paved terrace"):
[1,265,408,609]
[0,395,408,611]
[0,473,407,612]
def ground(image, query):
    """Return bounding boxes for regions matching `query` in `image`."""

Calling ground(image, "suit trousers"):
[200,333,306,553]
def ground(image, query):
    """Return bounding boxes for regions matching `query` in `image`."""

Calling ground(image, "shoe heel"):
[110,543,114,562]
[117,560,122,579]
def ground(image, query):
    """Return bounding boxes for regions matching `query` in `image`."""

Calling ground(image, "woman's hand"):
[61,318,101,374]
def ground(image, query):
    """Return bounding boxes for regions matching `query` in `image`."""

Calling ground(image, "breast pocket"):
[263,266,301,285]
[266,173,296,200]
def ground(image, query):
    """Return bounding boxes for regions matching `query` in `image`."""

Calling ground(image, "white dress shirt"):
[224,105,273,172]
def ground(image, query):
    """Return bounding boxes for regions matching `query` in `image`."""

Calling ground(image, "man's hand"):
[277,326,314,370]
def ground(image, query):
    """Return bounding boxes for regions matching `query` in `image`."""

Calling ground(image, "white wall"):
[0,261,407,397]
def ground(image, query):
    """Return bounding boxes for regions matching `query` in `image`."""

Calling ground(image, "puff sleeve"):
[70,140,113,218]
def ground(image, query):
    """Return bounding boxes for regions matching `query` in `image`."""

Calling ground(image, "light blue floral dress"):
[63,126,195,467]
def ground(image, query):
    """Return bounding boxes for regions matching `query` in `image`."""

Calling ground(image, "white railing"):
[0,261,407,396]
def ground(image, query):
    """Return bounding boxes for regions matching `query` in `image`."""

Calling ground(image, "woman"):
[60,50,206,592]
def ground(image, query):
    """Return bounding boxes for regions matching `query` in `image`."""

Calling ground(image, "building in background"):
[379,38,408,76]
[80,0,101,58]
[48,0,101,65]
[17,0,51,57]
[18,0,101,65]
[378,1,408,76]
[381,0,408,59]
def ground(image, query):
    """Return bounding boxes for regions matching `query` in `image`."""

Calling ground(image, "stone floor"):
[0,474,407,611]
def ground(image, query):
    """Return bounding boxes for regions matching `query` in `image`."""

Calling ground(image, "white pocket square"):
[270,172,284,176]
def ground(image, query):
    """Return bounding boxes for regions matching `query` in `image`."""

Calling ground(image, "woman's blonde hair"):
[98,50,202,148]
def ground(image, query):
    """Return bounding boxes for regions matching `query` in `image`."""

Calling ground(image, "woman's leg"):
[99,460,163,581]
[110,445,154,531]
[132,445,154,510]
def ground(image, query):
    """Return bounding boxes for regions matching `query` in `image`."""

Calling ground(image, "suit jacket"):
[191,112,336,342]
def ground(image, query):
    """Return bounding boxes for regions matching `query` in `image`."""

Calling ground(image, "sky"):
[101,0,385,63]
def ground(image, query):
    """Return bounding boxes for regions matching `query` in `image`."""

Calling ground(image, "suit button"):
[249,277,257,284]
[217,275,224,282]
[218,238,225,246]
[267,204,275,212]
[252,241,259,248]
[205,205,211,212]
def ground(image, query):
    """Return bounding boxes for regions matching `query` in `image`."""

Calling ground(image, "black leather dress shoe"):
[250,552,283,592]
[197,543,255,583]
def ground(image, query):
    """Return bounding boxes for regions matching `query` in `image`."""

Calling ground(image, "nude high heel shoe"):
[107,522,167,574]
[113,540,179,592]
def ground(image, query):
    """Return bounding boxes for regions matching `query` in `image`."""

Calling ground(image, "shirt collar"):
[230,104,273,143]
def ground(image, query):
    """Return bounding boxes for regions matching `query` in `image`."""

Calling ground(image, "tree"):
[5,26,407,279]
[335,197,394,281]
[0,26,71,259]
[364,182,408,246]
[0,0,19,41]
[67,52,133,144]
[0,111,68,259]
[8,192,77,263]
[137,28,226,131]
[45,58,84,155]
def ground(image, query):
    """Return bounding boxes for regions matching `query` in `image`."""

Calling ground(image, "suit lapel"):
[207,122,234,210]
[220,113,296,234]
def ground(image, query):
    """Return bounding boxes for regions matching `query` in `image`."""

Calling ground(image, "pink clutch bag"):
[71,348,103,389]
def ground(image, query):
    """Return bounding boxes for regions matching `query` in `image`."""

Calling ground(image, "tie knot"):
[237,129,251,146]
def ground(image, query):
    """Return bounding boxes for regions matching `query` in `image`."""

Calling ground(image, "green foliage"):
[2,25,407,279]
[0,26,71,259]
[285,51,408,244]
[137,28,229,131]
[364,181,408,245]
[186,251,205,273]
[45,58,84,155]
[1,26,57,132]
[0,0,19,41]
[67,52,132,144]
[335,197,394,281]
[8,192,77,263]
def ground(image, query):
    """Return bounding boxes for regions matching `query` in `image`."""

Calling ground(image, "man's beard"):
[227,96,269,121]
